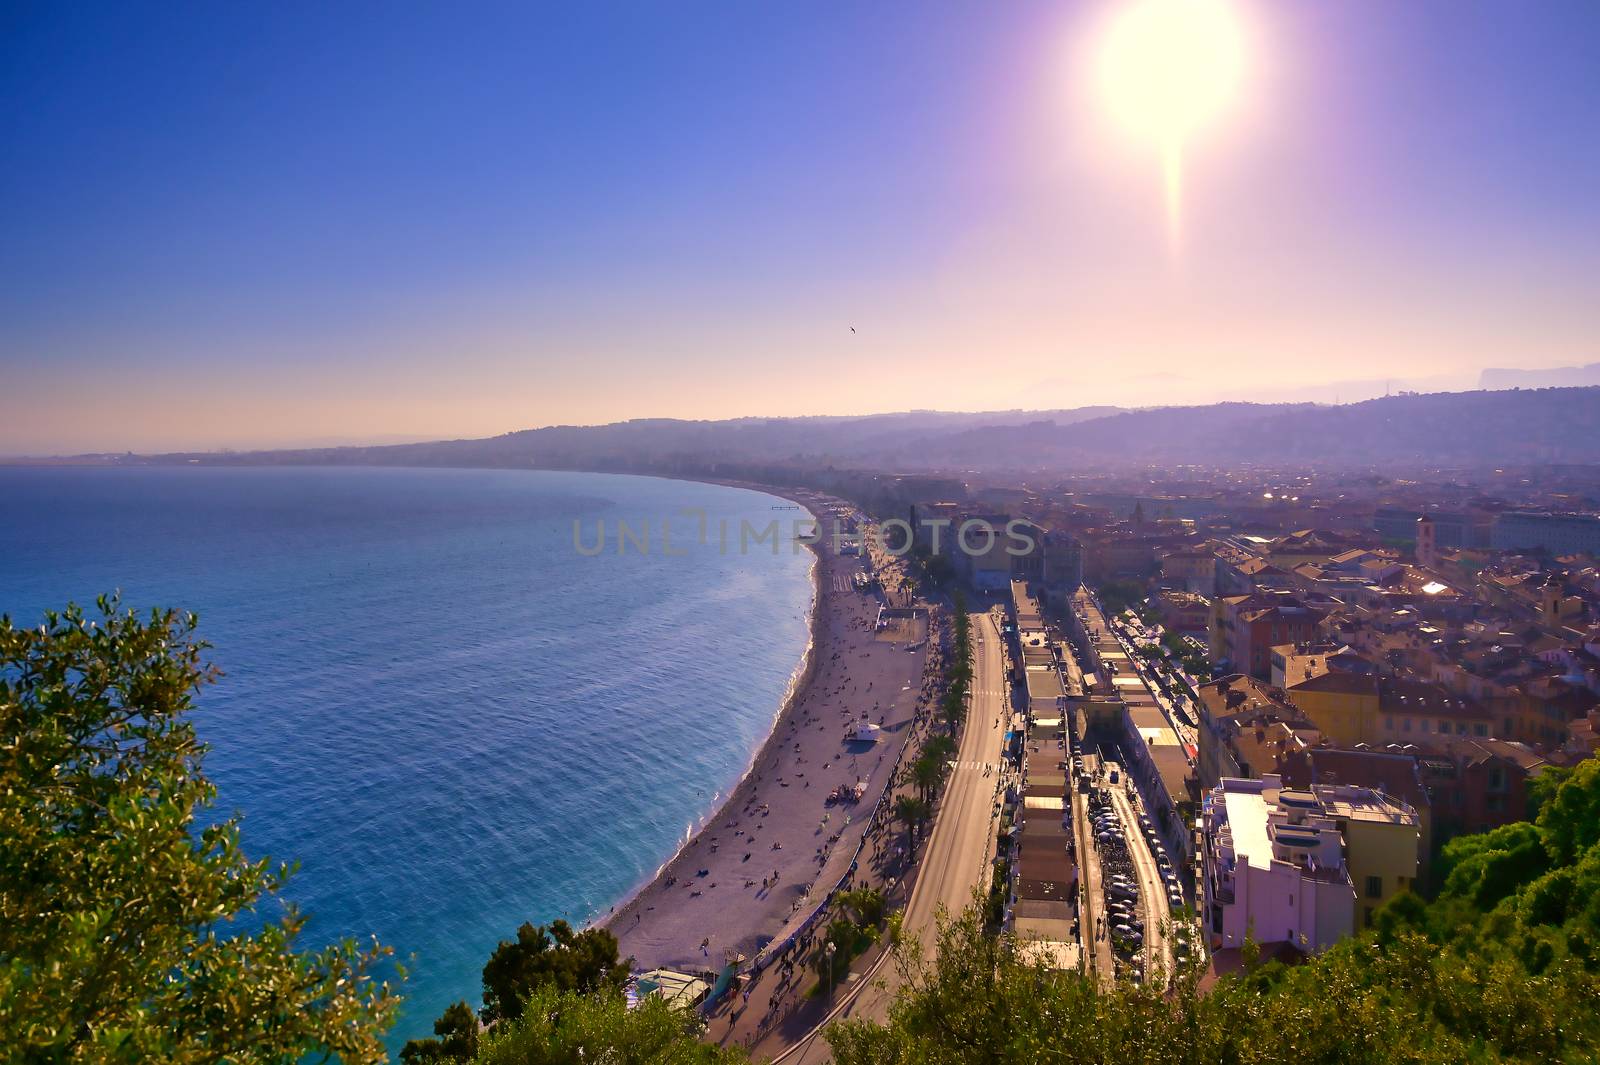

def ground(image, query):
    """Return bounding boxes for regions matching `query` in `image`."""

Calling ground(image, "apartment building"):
[1212,593,1327,678]
[1287,672,1494,748]
[1201,777,1355,954]
[1201,774,1419,952]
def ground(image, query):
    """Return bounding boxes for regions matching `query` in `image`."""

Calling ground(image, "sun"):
[1099,0,1246,145]
[1095,0,1248,254]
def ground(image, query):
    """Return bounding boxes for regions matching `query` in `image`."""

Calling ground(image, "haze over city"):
[4,1,1599,454]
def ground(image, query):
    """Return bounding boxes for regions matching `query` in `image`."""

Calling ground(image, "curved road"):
[777,610,1009,1063]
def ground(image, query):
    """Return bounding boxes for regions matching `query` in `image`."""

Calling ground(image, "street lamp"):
[824,941,838,1000]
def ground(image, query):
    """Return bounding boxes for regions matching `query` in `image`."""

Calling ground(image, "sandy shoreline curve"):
[583,481,826,929]
[601,483,932,973]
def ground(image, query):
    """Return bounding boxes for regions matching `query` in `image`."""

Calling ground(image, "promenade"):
[607,491,933,974]
[756,607,1011,1065]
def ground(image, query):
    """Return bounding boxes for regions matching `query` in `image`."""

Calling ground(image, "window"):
[1366,875,1383,900]
[1386,715,1395,731]
[1364,906,1375,927]
[1403,718,1412,732]
[1474,723,1487,737]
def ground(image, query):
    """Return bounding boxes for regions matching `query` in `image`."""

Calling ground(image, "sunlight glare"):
[1096,0,1248,256]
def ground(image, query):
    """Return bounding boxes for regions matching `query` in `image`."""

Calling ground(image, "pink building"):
[1200,775,1355,954]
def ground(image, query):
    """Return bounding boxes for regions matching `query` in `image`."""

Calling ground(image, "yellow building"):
[1316,783,1421,928]
[1286,673,1377,745]
[1287,673,1492,748]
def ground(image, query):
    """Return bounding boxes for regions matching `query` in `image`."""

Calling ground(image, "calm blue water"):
[0,466,814,1048]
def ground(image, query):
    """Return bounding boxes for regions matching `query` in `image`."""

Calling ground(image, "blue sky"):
[3,1,1599,452]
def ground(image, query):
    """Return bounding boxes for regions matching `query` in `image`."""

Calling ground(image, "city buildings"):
[882,464,1598,972]
[1492,512,1600,557]
[1156,589,1211,633]
[1211,592,1327,678]
[1269,640,1371,690]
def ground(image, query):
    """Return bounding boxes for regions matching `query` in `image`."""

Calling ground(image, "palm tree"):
[940,688,966,732]
[924,733,957,764]
[894,794,929,847]
[836,887,887,929]
[912,753,944,802]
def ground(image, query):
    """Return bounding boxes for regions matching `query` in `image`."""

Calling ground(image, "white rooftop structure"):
[1201,775,1358,954]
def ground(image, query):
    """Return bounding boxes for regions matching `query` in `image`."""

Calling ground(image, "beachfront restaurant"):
[633,969,712,1012]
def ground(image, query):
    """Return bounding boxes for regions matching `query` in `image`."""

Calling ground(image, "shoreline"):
[583,481,828,934]
[604,483,931,972]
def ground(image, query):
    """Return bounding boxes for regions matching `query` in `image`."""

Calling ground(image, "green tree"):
[470,983,743,1065]
[400,1000,480,1063]
[893,795,928,847]
[938,688,965,732]
[922,733,956,765]
[1436,820,1548,911]
[1534,757,1600,867]
[828,900,1600,1065]
[1097,580,1147,617]
[910,753,945,802]
[0,599,399,1063]
[1528,762,1575,821]
[836,887,887,929]
[924,554,955,586]
[812,916,869,990]
[1390,755,1600,977]
[479,920,630,1023]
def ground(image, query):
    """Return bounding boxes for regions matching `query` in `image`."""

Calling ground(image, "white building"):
[1200,775,1355,954]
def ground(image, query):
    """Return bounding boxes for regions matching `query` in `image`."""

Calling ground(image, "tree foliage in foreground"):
[830,758,1600,1065]
[1381,755,1600,979]
[480,920,630,1023]
[0,599,399,1064]
[829,905,1600,1065]
[399,1001,479,1063]
[403,919,633,1062]
[470,984,742,1065]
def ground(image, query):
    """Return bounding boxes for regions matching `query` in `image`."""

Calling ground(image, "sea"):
[0,465,815,1049]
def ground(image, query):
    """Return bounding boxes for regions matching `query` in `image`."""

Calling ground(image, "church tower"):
[1416,515,1437,569]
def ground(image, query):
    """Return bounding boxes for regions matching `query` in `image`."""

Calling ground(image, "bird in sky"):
[850,326,856,334]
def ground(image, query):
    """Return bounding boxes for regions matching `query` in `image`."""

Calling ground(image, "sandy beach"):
[604,488,935,972]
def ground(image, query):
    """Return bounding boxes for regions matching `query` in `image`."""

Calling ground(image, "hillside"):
[61,387,1600,474]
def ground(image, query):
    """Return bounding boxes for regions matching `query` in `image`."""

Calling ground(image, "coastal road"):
[777,610,1009,1063]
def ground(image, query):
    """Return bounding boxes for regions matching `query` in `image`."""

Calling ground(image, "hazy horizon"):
[11,374,1600,460]
[5,1,1599,454]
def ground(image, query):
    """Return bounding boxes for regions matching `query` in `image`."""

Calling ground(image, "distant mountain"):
[45,387,1600,476]
[112,407,1122,473]
[1033,387,1600,469]
[954,388,1600,470]
[1479,363,1600,390]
